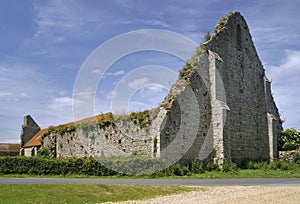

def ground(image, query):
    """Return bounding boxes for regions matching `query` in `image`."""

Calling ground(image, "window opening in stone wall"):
[237,24,242,50]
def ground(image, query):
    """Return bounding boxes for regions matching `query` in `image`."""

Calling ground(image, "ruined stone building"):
[20,12,282,165]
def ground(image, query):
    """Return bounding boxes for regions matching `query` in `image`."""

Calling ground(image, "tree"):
[278,128,300,151]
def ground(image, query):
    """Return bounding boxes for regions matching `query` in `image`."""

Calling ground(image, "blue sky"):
[0,0,300,143]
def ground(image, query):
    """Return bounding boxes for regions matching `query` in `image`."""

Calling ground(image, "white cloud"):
[47,96,74,125]
[104,70,125,77]
[129,101,152,112]
[267,50,300,82]
[122,19,170,28]
[48,97,73,110]
[33,1,90,33]
[128,77,150,89]
[0,62,72,141]
[0,91,12,97]
[141,85,166,93]
[91,69,103,75]
[266,49,300,130]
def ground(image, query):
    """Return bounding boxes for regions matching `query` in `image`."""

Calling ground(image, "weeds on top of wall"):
[161,93,175,110]
[214,15,228,33]
[179,62,193,80]
[130,110,150,129]
[97,112,115,128]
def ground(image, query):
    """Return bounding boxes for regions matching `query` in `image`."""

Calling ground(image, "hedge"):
[0,157,207,176]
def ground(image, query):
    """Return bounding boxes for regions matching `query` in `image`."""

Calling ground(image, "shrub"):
[190,160,204,174]
[278,128,300,151]
[37,147,51,158]
[205,163,219,171]
[222,162,239,173]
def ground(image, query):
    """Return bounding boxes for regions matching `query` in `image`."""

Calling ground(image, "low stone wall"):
[279,150,300,161]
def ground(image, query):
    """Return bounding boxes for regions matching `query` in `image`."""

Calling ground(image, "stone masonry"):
[20,115,40,146]
[20,12,282,165]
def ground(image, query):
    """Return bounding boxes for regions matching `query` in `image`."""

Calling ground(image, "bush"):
[37,147,50,158]
[246,161,269,170]
[279,128,300,151]
[190,160,204,174]
[222,162,239,173]
[205,163,219,171]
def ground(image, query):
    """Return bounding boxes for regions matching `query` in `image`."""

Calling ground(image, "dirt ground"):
[104,186,300,204]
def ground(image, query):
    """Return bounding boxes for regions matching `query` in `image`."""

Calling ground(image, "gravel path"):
[103,186,300,204]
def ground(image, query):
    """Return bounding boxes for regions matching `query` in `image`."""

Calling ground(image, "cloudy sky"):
[0,0,299,143]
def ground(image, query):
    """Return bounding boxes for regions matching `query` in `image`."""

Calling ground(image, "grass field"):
[0,184,201,204]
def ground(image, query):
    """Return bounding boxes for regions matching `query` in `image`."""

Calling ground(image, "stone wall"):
[24,12,282,166]
[159,52,212,165]
[159,12,282,165]
[20,115,40,147]
[42,109,164,158]
[205,12,272,163]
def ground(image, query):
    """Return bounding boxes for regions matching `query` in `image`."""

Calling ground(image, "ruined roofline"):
[160,13,243,109]
[22,109,157,148]
[24,12,245,145]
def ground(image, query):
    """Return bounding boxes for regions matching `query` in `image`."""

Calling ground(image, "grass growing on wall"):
[130,110,151,128]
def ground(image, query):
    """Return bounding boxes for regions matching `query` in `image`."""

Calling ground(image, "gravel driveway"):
[104,186,300,204]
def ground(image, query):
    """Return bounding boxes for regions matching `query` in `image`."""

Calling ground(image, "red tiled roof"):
[0,143,20,153]
[23,113,112,148]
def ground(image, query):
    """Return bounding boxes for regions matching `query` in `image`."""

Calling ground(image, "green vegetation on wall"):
[130,110,150,128]
[179,62,193,80]
[161,93,174,110]
[214,15,228,33]
[37,147,51,158]
[97,112,115,128]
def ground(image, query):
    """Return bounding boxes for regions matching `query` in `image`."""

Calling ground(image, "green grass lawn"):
[0,184,201,204]
[175,169,300,178]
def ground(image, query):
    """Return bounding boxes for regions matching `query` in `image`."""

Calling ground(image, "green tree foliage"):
[278,128,300,151]
[37,147,51,158]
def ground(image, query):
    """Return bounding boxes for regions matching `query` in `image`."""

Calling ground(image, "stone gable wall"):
[25,12,282,166]
[20,115,40,147]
